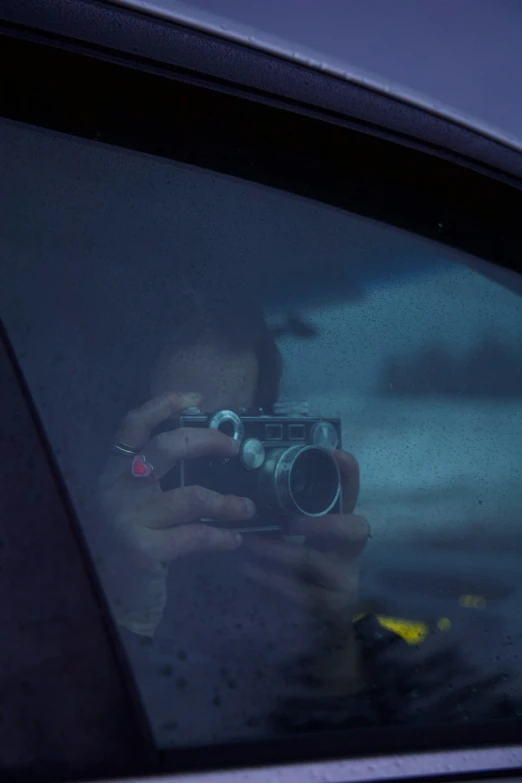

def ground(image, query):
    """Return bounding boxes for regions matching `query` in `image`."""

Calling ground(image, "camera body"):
[161,408,342,532]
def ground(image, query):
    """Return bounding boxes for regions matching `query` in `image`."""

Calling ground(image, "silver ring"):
[112,441,139,457]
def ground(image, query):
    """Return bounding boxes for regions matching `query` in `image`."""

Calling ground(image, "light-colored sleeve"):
[97,553,169,637]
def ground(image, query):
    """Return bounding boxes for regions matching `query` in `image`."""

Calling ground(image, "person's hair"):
[148,284,283,411]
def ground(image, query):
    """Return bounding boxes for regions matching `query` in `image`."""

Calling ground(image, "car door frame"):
[1,1,522,781]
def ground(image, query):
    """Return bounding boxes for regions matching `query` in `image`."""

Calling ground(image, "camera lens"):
[288,447,340,515]
[259,445,340,517]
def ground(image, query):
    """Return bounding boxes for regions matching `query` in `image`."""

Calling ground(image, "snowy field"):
[276,265,521,553]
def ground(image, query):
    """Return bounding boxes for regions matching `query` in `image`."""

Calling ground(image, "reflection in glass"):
[1,120,521,748]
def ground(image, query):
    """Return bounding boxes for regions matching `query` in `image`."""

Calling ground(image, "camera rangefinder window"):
[1,119,521,749]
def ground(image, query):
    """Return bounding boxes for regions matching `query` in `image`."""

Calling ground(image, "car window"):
[1,116,521,752]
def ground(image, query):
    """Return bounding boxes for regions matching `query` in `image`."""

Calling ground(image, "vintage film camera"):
[161,405,342,532]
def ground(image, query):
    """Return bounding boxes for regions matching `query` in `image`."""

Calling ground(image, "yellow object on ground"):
[375,615,429,645]
[354,592,487,646]
[353,612,429,644]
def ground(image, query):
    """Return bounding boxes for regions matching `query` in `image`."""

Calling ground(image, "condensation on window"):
[1,119,521,748]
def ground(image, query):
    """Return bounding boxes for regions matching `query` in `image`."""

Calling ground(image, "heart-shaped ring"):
[131,454,154,478]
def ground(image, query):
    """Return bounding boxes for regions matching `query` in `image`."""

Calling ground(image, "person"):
[94,285,515,746]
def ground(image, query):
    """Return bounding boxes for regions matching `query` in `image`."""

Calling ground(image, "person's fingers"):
[242,535,339,588]
[136,427,240,479]
[241,559,359,630]
[115,391,202,450]
[142,485,256,530]
[243,535,315,568]
[285,513,370,556]
[333,450,360,514]
[243,520,366,588]
[153,523,244,560]
[241,560,325,607]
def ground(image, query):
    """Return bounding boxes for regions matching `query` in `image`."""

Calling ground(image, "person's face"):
[151,341,259,413]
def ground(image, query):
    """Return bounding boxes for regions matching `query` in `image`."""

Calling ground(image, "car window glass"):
[1,118,521,749]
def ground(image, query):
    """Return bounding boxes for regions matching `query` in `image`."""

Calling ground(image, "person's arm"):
[241,450,369,695]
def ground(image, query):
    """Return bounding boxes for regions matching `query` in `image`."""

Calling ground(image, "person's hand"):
[240,451,369,693]
[100,391,256,564]
[97,391,256,633]
[241,451,368,621]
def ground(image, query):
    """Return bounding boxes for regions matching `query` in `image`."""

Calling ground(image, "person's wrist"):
[309,629,365,696]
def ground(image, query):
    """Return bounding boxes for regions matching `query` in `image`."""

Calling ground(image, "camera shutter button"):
[240,438,265,470]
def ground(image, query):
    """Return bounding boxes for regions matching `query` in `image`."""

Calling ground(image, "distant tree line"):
[377,333,522,397]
